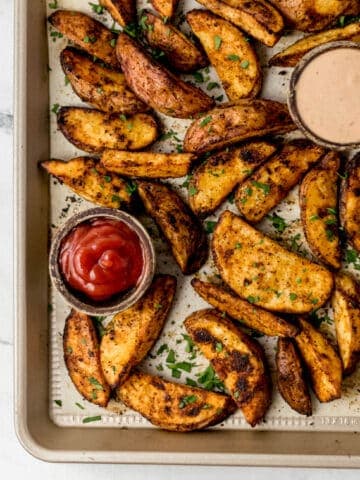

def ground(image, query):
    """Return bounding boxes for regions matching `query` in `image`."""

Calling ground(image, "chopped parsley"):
[166,349,176,364]
[154,303,163,310]
[215,342,223,352]
[235,242,242,249]
[48,1,58,8]
[89,377,104,390]
[252,180,270,195]
[227,54,240,61]
[192,71,204,83]
[82,415,102,424]
[54,399,62,407]
[289,293,297,301]
[310,214,319,221]
[125,180,137,195]
[267,213,287,233]
[241,60,250,69]
[110,38,116,48]
[186,377,198,387]
[188,185,198,196]
[103,175,111,183]
[51,103,60,114]
[156,343,168,355]
[207,82,220,91]
[200,116,212,127]
[89,2,105,14]
[197,365,224,392]
[214,35,222,50]
[247,295,260,304]
[83,35,97,44]
[204,221,217,234]
[75,402,85,410]
[179,395,197,409]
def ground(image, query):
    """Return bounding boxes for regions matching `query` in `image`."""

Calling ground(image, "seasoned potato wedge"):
[101,150,195,178]
[116,33,214,118]
[295,318,342,402]
[151,0,179,18]
[269,22,360,67]
[187,10,261,101]
[99,0,136,27]
[185,308,271,427]
[335,271,360,302]
[60,47,148,114]
[142,11,208,72]
[346,0,360,15]
[57,107,158,153]
[212,210,334,314]
[300,152,341,270]
[48,10,118,68]
[137,181,208,274]
[100,275,176,388]
[41,157,134,209]
[116,370,236,431]
[276,338,312,416]
[340,153,360,253]
[196,0,284,46]
[236,139,326,224]
[191,278,299,337]
[183,100,295,154]
[63,309,110,407]
[189,141,276,216]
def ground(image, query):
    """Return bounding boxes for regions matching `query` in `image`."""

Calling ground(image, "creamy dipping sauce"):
[295,47,360,145]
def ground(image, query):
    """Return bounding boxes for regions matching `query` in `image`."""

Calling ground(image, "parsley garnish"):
[82,416,102,424]
[197,365,224,392]
[188,185,198,196]
[192,71,204,83]
[252,180,270,195]
[267,213,287,233]
[75,402,85,410]
[241,60,250,68]
[247,295,260,304]
[214,35,222,50]
[51,103,60,114]
[179,395,197,409]
[204,221,217,234]
[227,54,240,61]
[54,399,62,407]
[89,2,105,14]
[125,181,137,195]
[89,377,104,390]
[289,293,297,301]
[207,82,220,91]
[200,116,212,127]
[48,1,58,8]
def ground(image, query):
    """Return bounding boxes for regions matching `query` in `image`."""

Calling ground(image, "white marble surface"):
[1,0,359,477]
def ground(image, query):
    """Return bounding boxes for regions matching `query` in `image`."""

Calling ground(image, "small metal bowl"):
[49,207,155,316]
[288,41,360,151]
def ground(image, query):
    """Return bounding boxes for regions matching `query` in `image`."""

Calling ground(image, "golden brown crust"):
[99,0,136,27]
[340,153,360,253]
[150,0,179,18]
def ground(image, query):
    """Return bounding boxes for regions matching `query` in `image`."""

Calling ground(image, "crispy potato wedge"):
[142,11,208,73]
[183,100,295,154]
[212,210,334,314]
[99,0,136,27]
[335,271,360,302]
[41,157,134,209]
[276,338,312,416]
[196,0,284,46]
[185,308,271,427]
[48,10,118,68]
[116,370,236,431]
[236,140,326,223]
[269,22,360,67]
[300,152,341,270]
[340,153,360,253]
[101,150,195,178]
[137,181,208,274]
[116,33,214,118]
[187,10,261,101]
[60,47,148,114]
[100,275,176,388]
[57,107,158,153]
[63,309,110,407]
[150,0,179,18]
[191,278,299,337]
[189,141,276,216]
[295,318,342,402]
[345,0,360,15]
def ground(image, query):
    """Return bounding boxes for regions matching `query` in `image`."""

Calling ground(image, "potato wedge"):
[212,210,334,314]
[345,0,360,15]
[116,33,214,118]
[300,152,341,270]
[269,22,360,67]
[60,47,148,114]
[183,100,295,154]
[189,141,276,216]
[236,139,326,224]
[99,0,136,27]
[335,271,360,302]
[137,181,208,274]
[48,10,118,68]
[276,338,312,416]
[100,275,176,388]
[187,10,261,101]
[191,278,299,337]
[101,150,195,178]
[142,11,208,73]
[63,309,110,407]
[340,153,360,253]
[185,308,271,427]
[57,107,158,153]
[150,0,179,18]
[116,370,236,431]
[41,157,134,209]
[295,318,342,402]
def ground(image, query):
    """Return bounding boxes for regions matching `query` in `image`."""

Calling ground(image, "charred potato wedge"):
[212,210,334,314]
[183,100,295,154]
[116,370,236,431]
[340,153,360,253]
[99,0,136,27]
[63,310,110,407]
[151,0,179,18]
[41,157,134,209]
[137,181,208,274]
[191,278,299,337]
[100,275,176,388]
[48,10,118,68]
[185,308,271,427]
[276,338,312,416]
[295,318,342,402]
[335,271,360,302]
[189,141,276,216]
[101,150,195,178]
[236,140,326,223]
[116,33,214,118]
[300,152,341,270]
[187,10,262,101]
[57,107,158,153]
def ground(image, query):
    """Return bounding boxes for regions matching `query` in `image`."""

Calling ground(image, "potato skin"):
[116,370,237,431]
[116,33,214,118]
[340,153,360,253]
[150,0,179,18]
[276,338,312,416]
[137,181,208,274]
[99,0,136,27]
[63,309,111,407]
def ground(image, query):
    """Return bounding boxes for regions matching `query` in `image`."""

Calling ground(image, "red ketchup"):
[59,218,144,302]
